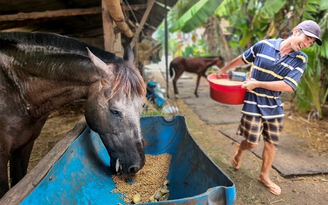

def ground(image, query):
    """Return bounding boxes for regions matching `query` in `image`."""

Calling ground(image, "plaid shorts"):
[236,115,283,145]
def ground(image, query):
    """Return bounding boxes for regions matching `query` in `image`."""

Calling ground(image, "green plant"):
[296,49,328,119]
[181,39,212,57]
[293,6,328,119]
[169,0,223,33]
[141,108,166,117]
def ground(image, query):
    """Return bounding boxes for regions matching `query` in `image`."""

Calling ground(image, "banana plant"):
[169,0,223,33]
[215,0,286,49]
[296,11,328,119]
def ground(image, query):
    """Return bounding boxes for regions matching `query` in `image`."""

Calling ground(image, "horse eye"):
[110,109,121,117]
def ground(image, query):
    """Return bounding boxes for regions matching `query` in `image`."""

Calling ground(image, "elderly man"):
[217,20,322,195]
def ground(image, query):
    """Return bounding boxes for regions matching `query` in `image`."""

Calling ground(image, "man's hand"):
[216,70,227,79]
[242,78,257,91]
[216,70,223,78]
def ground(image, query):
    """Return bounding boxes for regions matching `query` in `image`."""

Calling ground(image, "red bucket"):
[207,74,246,105]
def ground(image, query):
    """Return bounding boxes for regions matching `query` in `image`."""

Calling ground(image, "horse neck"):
[1,32,119,117]
[203,57,220,68]
[14,54,98,117]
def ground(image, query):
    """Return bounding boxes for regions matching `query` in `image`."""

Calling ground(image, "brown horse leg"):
[194,74,203,97]
[194,72,208,97]
[172,70,184,96]
[10,141,34,188]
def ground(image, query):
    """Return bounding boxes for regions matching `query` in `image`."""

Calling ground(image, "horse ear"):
[123,45,134,65]
[87,47,113,77]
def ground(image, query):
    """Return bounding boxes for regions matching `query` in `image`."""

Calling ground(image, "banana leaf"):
[169,0,223,33]
[215,0,239,17]
[321,0,328,9]
[259,0,286,18]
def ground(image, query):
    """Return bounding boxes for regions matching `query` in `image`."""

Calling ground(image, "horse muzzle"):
[111,156,145,175]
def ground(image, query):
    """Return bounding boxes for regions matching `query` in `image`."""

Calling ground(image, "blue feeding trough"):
[1,116,236,205]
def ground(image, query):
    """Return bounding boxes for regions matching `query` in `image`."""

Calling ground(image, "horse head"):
[84,46,146,175]
[216,56,225,68]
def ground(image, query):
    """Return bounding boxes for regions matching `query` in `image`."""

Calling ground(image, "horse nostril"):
[128,165,140,175]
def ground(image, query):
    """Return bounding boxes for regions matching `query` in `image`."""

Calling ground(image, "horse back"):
[171,57,206,73]
[0,32,118,64]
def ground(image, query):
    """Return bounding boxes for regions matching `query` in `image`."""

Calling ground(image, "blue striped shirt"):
[240,38,308,119]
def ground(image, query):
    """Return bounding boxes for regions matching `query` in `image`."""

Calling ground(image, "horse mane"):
[0,32,146,100]
[110,61,146,100]
[200,56,224,61]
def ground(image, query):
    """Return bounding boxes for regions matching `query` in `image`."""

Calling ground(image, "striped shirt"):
[240,38,308,119]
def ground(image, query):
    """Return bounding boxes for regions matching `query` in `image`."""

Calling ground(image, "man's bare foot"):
[231,144,241,169]
[258,177,281,196]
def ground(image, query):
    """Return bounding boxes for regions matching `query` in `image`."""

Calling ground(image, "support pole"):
[164,0,169,98]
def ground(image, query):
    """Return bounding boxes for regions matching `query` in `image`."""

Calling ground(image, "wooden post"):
[103,0,134,38]
[102,0,114,52]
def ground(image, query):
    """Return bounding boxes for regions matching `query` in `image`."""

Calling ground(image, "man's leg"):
[233,115,261,169]
[258,141,281,195]
[232,139,257,169]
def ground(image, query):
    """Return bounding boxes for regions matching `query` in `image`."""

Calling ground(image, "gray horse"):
[0,32,146,197]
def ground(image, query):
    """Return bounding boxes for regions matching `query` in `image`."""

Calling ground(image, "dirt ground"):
[28,74,328,205]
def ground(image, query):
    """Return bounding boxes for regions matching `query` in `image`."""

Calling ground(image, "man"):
[217,20,322,195]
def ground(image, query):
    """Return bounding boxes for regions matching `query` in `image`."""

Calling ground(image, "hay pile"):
[112,153,172,204]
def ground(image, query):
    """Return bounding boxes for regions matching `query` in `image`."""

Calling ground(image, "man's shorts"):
[236,115,283,145]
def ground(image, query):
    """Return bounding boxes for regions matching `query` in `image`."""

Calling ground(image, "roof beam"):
[0,4,147,22]
[0,7,102,21]
[130,0,156,48]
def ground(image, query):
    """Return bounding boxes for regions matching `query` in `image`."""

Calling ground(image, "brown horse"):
[169,56,225,97]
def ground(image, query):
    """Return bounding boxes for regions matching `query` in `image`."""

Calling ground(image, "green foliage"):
[318,12,328,58]
[169,0,199,22]
[182,45,194,56]
[215,0,287,49]
[215,0,239,17]
[153,23,166,46]
[294,0,322,20]
[169,0,223,33]
[239,0,286,47]
[293,3,327,117]
[141,108,166,117]
[296,48,322,116]
[168,39,179,55]
[153,23,179,55]
[181,39,212,57]
[259,0,286,18]
[322,0,328,9]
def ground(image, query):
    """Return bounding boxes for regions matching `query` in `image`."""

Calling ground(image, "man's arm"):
[242,79,294,92]
[217,56,245,77]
